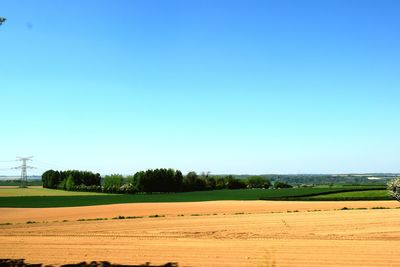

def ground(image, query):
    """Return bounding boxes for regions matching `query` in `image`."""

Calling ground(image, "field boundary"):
[260,187,388,201]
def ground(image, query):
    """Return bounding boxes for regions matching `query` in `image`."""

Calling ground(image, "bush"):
[387,177,400,200]
[74,184,102,192]
[119,183,136,194]
[274,181,293,189]
[246,176,271,189]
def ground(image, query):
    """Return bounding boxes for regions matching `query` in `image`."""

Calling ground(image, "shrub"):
[246,176,271,189]
[149,214,165,218]
[274,181,293,189]
[119,183,136,194]
[387,178,400,200]
[112,215,125,220]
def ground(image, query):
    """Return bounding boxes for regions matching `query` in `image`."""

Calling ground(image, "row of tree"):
[42,169,292,193]
[42,170,101,189]
[244,174,391,186]
[104,171,292,192]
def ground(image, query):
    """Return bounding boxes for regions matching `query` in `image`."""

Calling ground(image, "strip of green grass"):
[0,187,109,197]
[0,186,388,208]
[263,189,391,201]
[0,181,42,186]
[260,187,388,200]
[304,190,390,201]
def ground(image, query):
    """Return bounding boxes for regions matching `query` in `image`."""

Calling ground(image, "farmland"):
[0,186,389,208]
[3,0,400,265]
[0,187,109,197]
[1,185,398,266]
[1,200,400,266]
[307,189,389,200]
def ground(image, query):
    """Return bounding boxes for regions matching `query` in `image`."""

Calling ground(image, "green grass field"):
[307,190,389,200]
[0,180,42,186]
[0,186,390,208]
[0,187,109,197]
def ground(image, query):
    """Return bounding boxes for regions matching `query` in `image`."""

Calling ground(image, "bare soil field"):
[0,200,399,223]
[1,201,400,266]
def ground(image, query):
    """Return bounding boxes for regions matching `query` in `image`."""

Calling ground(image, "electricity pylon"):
[13,157,35,188]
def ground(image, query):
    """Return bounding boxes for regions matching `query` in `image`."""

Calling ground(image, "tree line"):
[240,174,391,186]
[42,169,292,194]
[42,170,101,189]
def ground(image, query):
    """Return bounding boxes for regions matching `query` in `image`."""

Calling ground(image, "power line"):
[0,160,17,163]
[34,159,70,170]
[0,167,14,171]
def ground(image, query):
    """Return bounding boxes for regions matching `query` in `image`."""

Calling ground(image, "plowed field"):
[1,201,399,266]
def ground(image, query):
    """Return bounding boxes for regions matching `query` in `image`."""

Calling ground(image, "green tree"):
[246,176,271,189]
[274,181,292,189]
[42,169,62,189]
[65,175,75,191]
[215,177,226,189]
[205,177,216,190]
[42,169,100,189]
[225,175,246,189]
[103,174,123,192]
[183,171,207,191]
[126,175,135,185]
[134,169,183,193]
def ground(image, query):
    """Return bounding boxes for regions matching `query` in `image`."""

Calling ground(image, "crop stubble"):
[1,201,400,266]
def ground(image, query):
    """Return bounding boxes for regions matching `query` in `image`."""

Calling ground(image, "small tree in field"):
[387,178,400,201]
[103,174,123,192]
[65,175,75,191]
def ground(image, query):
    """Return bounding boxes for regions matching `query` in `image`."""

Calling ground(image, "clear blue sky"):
[1,0,399,175]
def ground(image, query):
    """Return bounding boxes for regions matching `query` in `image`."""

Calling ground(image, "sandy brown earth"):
[1,200,399,223]
[1,201,400,266]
